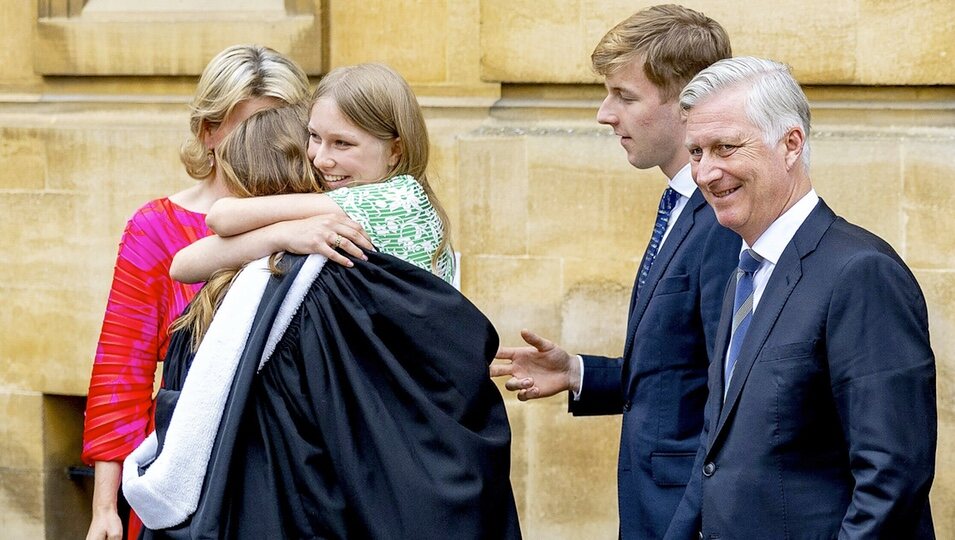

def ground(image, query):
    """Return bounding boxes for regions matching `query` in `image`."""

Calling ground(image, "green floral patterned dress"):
[326,174,454,283]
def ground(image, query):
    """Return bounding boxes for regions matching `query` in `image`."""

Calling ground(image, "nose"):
[311,145,335,170]
[596,96,617,126]
[694,154,722,187]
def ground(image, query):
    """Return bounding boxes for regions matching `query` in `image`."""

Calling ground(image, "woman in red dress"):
[81,44,315,540]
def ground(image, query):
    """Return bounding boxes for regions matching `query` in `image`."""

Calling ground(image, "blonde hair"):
[312,63,451,272]
[591,4,731,103]
[180,44,310,179]
[172,104,323,348]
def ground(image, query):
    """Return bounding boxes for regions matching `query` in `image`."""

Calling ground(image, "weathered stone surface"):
[857,0,955,84]
[0,128,46,190]
[908,275,953,529]
[480,0,955,85]
[809,134,903,250]
[462,255,564,347]
[520,400,620,538]
[0,285,104,396]
[525,132,661,259]
[328,0,497,95]
[35,2,323,75]
[904,138,955,270]
[0,469,44,538]
[0,392,43,469]
[457,134,529,256]
[0,1,40,86]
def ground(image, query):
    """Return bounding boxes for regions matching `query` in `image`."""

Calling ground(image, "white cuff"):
[571,355,584,401]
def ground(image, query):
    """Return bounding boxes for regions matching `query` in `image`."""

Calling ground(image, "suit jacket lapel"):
[707,200,837,455]
[623,190,705,359]
[706,271,737,449]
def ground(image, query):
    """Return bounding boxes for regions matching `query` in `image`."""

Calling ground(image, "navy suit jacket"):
[690,200,936,539]
[570,188,740,539]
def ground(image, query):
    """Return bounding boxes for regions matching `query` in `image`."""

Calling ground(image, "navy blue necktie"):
[725,249,763,390]
[636,187,681,297]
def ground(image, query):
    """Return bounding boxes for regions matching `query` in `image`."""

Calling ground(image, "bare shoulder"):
[168,179,225,214]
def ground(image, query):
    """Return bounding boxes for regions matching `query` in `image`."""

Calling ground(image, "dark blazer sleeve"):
[570,354,625,415]
[827,251,935,537]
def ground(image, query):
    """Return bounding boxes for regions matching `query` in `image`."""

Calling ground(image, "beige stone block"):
[0,469,44,538]
[44,123,189,195]
[857,0,955,84]
[329,0,495,94]
[35,8,323,76]
[0,1,41,85]
[479,0,858,84]
[480,0,955,86]
[0,128,46,190]
[561,258,635,358]
[916,271,955,414]
[809,135,902,250]
[443,0,494,90]
[480,0,596,83]
[903,138,955,269]
[708,0,857,84]
[525,132,663,259]
[521,400,620,538]
[424,112,491,239]
[933,413,955,534]
[0,192,115,291]
[462,255,564,348]
[919,271,955,532]
[457,133,529,256]
[0,392,44,469]
[503,399,529,521]
[0,285,103,396]
[329,0,445,82]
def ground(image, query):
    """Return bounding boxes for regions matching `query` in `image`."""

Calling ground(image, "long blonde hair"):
[172,104,322,348]
[313,63,451,271]
[180,44,310,179]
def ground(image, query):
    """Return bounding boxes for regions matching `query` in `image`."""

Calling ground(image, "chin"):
[627,156,655,171]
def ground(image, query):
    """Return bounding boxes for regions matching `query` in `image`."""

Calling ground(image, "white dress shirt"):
[722,189,820,390]
[741,189,820,312]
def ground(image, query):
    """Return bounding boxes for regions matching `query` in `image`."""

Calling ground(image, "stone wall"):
[1,1,952,537]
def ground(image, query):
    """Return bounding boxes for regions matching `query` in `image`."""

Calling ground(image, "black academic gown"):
[145,251,521,540]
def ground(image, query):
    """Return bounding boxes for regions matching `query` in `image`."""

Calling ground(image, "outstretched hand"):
[491,329,580,401]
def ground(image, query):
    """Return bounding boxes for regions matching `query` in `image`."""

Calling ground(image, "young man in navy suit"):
[680,56,936,538]
[492,6,740,539]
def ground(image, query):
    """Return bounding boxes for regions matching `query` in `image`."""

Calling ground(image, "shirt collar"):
[744,189,820,265]
[668,163,697,199]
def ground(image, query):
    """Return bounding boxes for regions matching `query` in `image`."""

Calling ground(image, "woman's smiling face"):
[307,97,399,189]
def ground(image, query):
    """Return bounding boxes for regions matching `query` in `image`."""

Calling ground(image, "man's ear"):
[782,127,805,170]
[388,137,402,168]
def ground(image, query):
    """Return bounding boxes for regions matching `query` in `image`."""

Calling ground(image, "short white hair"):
[680,57,811,169]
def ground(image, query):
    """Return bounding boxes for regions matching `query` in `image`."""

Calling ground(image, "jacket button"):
[702,462,716,477]
[622,400,632,412]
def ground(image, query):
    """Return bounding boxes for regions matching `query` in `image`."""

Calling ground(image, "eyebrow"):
[608,82,638,95]
[307,126,359,140]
